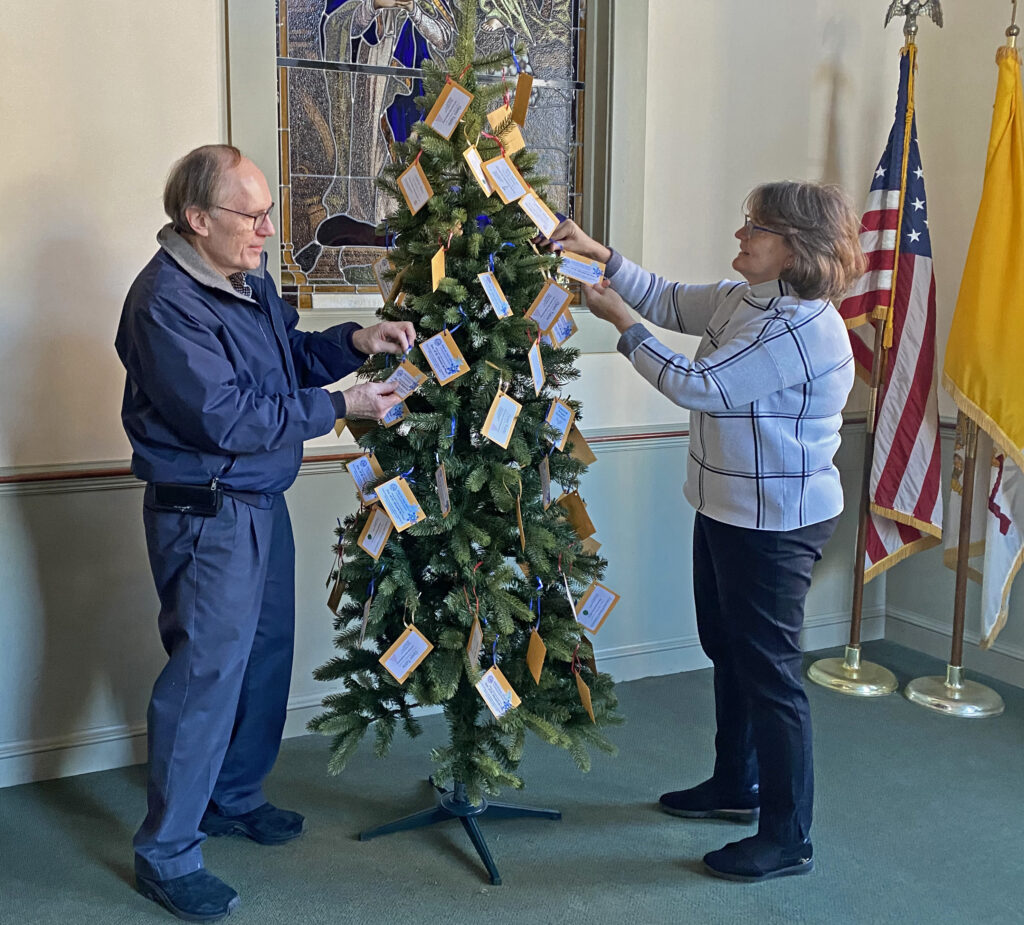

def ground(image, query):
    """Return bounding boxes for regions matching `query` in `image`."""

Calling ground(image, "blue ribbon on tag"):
[449,305,468,333]
[509,40,520,74]
[492,635,500,665]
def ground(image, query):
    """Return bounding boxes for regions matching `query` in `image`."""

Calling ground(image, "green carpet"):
[1,641,1019,924]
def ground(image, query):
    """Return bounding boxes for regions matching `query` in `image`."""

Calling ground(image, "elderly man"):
[116,144,413,921]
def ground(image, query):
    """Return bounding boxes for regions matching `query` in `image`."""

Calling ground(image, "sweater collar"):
[156,223,264,302]
[746,278,794,302]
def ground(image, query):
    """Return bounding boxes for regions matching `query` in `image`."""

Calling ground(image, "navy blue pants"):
[133,489,295,880]
[693,511,838,845]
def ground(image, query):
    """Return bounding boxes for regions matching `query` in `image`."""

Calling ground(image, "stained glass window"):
[276,0,587,308]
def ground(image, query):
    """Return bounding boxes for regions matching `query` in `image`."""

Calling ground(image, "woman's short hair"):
[744,181,866,302]
[164,145,243,235]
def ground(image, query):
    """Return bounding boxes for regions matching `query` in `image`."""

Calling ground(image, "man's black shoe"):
[135,869,239,922]
[702,834,814,882]
[658,778,759,823]
[200,802,305,845]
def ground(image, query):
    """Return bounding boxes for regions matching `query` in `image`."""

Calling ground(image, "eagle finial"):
[885,1,944,33]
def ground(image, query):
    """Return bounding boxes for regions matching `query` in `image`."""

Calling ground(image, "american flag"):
[840,45,943,581]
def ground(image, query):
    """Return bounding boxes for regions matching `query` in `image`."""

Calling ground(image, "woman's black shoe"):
[658,778,759,823]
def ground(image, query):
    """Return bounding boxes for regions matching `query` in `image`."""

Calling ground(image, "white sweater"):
[608,252,854,530]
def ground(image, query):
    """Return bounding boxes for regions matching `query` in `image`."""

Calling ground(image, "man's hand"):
[352,321,416,356]
[545,220,612,264]
[342,381,403,420]
[584,280,634,333]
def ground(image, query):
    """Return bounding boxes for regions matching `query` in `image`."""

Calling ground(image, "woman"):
[550,181,865,882]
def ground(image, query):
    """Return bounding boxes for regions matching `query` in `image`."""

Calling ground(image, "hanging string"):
[449,305,468,333]
[399,465,416,484]
[480,130,506,157]
[492,635,500,665]
[488,242,516,274]
[509,40,521,75]
[531,576,543,631]
[457,62,472,81]
[501,66,512,110]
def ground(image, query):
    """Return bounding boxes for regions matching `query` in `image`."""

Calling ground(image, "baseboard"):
[0,605,888,790]
[886,607,1024,689]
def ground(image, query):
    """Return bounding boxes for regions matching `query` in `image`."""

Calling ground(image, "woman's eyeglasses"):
[742,214,786,237]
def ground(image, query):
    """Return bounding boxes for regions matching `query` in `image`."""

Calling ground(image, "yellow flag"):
[943,48,1024,467]
[942,47,1024,648]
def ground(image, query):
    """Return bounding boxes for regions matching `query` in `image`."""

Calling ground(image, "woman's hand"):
[545,220,612,264]
[584,280,634,333]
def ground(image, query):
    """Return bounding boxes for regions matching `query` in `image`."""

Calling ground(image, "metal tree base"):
[358,781,561,885]
[807,645,899,696]
[904,664,1005,718]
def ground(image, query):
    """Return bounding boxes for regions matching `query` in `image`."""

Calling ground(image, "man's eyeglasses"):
[742,214,786,238]
[214,203,275,231]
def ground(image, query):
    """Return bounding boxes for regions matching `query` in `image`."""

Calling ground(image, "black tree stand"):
[358,780,561,885]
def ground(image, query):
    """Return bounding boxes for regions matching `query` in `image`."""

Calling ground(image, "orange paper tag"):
[478,271,513,318]
[544,399,576,452]
[526,629,546,684]
[476,665,522,718]
[575,581,620,634]
[327,573,345,614]
[375,475,426,532]
[525,280,573,332]
[435,462,451,518]
[575,670,596,723]
[357,506,394,561]
[347,452,385,504]
[380,624,434,684]
[463,145,493,196]
[518,189,559,239]
[397,159,433,215]
[421,329,469,385]
[481,390,522,449]
[556,491,596,540]
[567,424,596,466]
[386,359,427,400]
[510,72,534,126]
[481,154,529,204]
[372,252,395,300]
[425,79,474,139]
[466,616,483,669]
[539,454,552,510]
[485,103,526,155]
[431,247,446,292]
[547,307,578,347]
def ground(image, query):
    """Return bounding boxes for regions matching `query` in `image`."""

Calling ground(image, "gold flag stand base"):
[904,664,1005,718]
[807,645,898,697]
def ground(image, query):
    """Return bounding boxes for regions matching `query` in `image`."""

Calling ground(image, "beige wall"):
[1,1,1021,788]
[0,1,227,470]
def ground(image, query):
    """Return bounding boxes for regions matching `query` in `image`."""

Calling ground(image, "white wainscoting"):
[0,423,881,788]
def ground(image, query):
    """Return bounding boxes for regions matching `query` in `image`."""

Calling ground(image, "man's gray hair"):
[163,144,243,235]
[744,181,866,303]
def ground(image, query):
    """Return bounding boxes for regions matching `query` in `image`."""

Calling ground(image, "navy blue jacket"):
[116,227,366,493]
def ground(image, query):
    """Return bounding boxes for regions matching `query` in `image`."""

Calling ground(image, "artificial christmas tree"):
[311,0,621,882]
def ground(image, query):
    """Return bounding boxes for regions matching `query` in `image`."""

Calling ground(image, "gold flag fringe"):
[996,46,1022,65]
[942,373,1024,474]
[863,533,941,584]
[869,503,942,538]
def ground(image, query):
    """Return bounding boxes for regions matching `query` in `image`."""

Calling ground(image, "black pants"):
[693,511,839,845]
